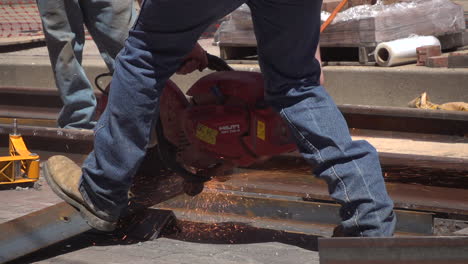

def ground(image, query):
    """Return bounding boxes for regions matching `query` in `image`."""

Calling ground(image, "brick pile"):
[0,0,42,38]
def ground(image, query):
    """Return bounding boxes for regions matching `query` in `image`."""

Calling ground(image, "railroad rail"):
[0,85,468,135]
[0,86,467,263]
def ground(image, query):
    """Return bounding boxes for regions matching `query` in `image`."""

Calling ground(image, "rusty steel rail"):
[0,186,433,263]
[0,124,467,216]
[0,123,467,172]
[0,161,187,263]
[155,189,434,236]
[208,168,468,216]
[318,236,468,264]
[1,86,467,135]
[0,92,467,262]
[0,202,90,263]
[0,87,62,120]
[339,104,468,136]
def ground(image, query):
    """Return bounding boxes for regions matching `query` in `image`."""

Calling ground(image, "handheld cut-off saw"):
[96,54,297,195]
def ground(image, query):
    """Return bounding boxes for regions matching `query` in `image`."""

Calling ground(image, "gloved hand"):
[177,43,208,75]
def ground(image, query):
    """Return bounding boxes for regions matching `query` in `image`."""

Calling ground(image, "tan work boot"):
[43,155,117,231]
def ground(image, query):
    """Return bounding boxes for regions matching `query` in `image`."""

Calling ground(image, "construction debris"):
[426,55,449,68]
[374,36,440,67]
[448,52,468,68]
[408,92,468,111]
[416,45,442,66]
[216,0,466,63]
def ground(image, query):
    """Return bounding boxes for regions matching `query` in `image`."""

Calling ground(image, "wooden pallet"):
[218,0,466,63]
[320,2,465,46]
[322,31,467,65]
[219,30,467,65]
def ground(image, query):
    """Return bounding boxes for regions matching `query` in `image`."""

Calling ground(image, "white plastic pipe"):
[374,36,441,67]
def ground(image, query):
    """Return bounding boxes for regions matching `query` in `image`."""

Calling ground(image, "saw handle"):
[206,53,234,72]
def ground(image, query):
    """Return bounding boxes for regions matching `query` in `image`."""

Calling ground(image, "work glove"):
[177,43,208,75]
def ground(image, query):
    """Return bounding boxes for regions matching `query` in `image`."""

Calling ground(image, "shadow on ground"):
[9,219,319,264]
[7,148,318,263]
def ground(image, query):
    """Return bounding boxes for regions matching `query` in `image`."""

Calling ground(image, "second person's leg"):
[81,0,136,72]
[37,0,97,129]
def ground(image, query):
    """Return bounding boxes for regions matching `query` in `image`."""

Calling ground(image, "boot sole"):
[42,162,116,232]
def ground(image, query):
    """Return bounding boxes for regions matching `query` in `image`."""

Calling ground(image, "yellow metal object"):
[0,133,40,185]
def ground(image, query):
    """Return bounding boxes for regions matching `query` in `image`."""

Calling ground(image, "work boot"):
[43,155,117,231]
[332,225,346,237]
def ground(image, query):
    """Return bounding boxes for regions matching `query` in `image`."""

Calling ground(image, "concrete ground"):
[1,175,321,264]
[0,38,322,263]
[0,29,467,264]
[1,38,467,160]
[1,37,467,107]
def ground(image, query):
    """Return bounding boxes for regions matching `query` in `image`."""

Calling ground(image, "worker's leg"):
[79,0,245,222]
[248,0,396,236]
[36,0,96,129]
[80,0,136,73]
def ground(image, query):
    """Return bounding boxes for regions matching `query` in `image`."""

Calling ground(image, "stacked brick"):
[417,45,468,68]
[0,1,42,38]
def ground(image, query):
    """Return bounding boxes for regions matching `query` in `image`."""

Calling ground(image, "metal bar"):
[318,236,468,264]
[378,152,468,171]
[0,123,464,216]
[0,163,186,263]
[339,104,468,136]
[207,168,468,216]
[0,202,90,263]
[0,124,93,141]
[0,106,60,120]
[156,189,434,236]
[256,152,468,173]
[0,124,94,155]
[1,124,466,172]
[1,86,467,135]
[0,183,435,263]
[0,86,59,96]
[338,104,468,121]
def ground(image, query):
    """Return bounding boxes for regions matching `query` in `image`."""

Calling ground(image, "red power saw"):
[96,54,297,195]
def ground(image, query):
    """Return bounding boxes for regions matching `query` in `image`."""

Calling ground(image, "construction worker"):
[36,0,136,129]
[44,0,396,236]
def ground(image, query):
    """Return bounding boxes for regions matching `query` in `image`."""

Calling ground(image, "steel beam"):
[0,159,186,263]
[208,168,468,216]
[319,236,468,264]
[1,124,466,171]
[156,189,434,236]
[339,104,468,136]
[1,87,467,135]
[0,202,90,263]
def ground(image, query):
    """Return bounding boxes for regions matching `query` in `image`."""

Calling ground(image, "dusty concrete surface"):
[353,130,468,159]
[0,176,320,264]
[12,237,319,264]
[0,16,467,263]
[1,132,466,263]
[1,38,467,107]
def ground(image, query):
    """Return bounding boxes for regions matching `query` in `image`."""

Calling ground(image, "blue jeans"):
[80,0,396,236]
[36,0,136,129]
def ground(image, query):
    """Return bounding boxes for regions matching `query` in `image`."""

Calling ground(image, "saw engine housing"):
[158,71,297,178]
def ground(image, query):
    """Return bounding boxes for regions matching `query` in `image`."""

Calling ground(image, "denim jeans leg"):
[79,0,246,218]
[81,0,136,73]
[248,0,396,236]
[36,0,97,129]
